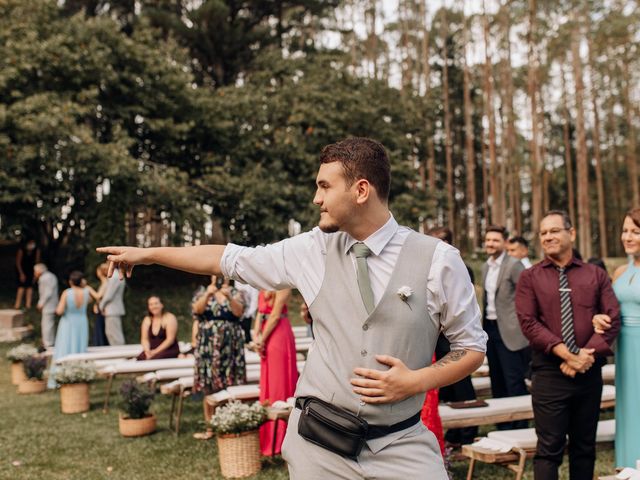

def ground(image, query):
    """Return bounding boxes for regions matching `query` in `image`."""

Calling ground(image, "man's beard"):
[318,222,340,233]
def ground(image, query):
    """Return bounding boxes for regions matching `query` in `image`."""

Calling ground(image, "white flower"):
[397,286,413,302]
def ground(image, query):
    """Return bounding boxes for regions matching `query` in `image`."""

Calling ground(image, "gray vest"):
[299,230,439,425]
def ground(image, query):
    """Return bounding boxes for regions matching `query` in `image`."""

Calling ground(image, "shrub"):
[7,344,38,362]
[22,356,47,380]
[120,380,155,419]
[210,401,268,435]
[54,361,97,384]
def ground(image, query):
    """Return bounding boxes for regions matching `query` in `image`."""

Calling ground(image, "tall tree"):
[570,13,591,258]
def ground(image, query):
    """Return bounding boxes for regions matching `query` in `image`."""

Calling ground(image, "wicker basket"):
[216,430,262,478]
[60,383,90,414]
[18,379,46,394]
[118,413,156,437]
[11,361,27,385]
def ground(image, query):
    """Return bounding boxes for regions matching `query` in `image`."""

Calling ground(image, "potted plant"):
[17,355,48,394]
[118,379,156,437]
[211,401,268,478]
[7,344,38,385]
[54,361,97,414]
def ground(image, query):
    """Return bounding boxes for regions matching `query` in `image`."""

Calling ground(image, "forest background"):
[1,0,639,274]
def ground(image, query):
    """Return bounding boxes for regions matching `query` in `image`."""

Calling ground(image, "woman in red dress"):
[252,289,299,456]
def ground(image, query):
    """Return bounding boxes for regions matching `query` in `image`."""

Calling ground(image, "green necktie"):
[352,242,375,314]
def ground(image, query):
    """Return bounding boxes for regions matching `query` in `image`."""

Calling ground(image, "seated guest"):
[136,296,180,360]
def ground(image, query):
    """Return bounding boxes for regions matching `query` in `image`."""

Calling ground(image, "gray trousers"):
[41,312,56,348]
[105,315,125,345]
[281,408,448,480]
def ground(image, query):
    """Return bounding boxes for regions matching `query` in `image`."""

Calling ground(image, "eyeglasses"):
[539,228,570,237]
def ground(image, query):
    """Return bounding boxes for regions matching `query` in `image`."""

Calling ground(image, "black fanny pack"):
[296,396,421,459]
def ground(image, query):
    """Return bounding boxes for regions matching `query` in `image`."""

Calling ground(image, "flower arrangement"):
[54,361,97,384]
[120,379,155,419]
[22,355,47,380]
[210,401,268,435]
[6,344,38,362]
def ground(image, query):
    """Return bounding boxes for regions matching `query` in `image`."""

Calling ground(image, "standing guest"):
[191,276,246,440]
[136,296,180,360]
[516,210,620,480]
[14,238,40,309]
[99,270,126,345]
[587,257,608,273]
[253,289,299,456]
[98,137,486,479]
[34,263,58,349]
[48,271,100,389]
[236,282,259,343]
[92,263,110,346]
[482,225,530,430]
[507,236,533,269]
[593,208,640,468]
[426,226,478,447]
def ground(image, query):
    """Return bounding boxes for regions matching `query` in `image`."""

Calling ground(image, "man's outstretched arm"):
[96,245,226,278]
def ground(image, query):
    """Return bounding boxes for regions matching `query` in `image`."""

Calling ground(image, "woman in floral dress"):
[191,276,246,439]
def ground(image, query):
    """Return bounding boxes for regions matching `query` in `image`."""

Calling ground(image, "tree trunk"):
[462,14,477,251]
[483,2,501,225]
[622,60,639,206]
[527,0,542,243]
[560,66,577,228]
[571,20,592,259]
[588,38,608,257]
[440,13,455,240]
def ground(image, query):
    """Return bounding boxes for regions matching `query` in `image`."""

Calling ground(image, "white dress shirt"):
[221,215,486,352]
[521,257,532,269]
[484,251,506,320]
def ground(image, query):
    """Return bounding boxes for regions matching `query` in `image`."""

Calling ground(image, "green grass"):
[0,275,617,479]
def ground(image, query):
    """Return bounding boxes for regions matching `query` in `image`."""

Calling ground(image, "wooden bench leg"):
[169,392,178,431]
[103,374,114,413]
[514,448,527,480]
[466,457,476,480]
[175,390,186,435]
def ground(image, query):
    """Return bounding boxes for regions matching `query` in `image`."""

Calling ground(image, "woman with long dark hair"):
[136,296,180,360]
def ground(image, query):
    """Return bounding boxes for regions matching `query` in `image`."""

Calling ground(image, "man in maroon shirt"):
[515,210,620,480]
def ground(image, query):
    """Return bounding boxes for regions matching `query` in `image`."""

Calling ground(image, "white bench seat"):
[440,385,615,429]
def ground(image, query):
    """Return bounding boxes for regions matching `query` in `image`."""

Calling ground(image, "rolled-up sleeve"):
[430,244,487,352]
[515,268,562,353]
[220,229,325,304]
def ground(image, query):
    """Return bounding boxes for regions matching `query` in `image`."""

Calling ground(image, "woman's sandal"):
[193,430,214,440]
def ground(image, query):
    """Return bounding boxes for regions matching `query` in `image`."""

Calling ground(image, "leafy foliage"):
[22,355,47,380]
[210,400,268,435]
[6,344,38,362]
[119,379,155,419]
[53,360,97,384]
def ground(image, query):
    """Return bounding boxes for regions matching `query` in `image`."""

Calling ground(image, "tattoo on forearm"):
[431,350,467,369]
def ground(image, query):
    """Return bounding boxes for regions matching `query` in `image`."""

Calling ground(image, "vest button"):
[362,324,369,331]
[360,349,367,357]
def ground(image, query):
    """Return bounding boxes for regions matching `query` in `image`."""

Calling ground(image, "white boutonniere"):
[397,286,413,309]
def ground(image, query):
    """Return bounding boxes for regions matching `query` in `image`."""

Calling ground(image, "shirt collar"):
[488,251,506,268]
[345,213,398,257]
[540,255,584,269]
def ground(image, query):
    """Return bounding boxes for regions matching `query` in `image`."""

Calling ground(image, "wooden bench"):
[462,419,615,480]
[440,385,615,429]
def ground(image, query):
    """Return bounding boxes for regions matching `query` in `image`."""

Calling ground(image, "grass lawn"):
[0,275,617,479]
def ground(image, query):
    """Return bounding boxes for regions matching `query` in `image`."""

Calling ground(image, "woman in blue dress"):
[599,208,640,468]
[48,271,100,389]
